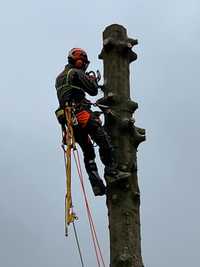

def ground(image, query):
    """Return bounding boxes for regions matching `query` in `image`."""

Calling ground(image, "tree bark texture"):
[98,24,145,267]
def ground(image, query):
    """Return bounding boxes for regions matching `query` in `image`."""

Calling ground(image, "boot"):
[85,160,106,196]
[89,170,106,196]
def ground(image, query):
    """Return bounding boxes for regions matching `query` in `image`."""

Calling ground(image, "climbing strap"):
[63,107,77,236]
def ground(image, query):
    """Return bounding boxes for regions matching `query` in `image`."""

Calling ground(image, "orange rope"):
[75,150,106,267]
[73,149,106,267]
[73,149,101,267]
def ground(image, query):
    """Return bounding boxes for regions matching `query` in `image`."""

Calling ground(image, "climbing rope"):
[62,108,85,267]
[62,143,85,267]
[72,222,85,267]
[62,105,106,267]
[73,149,106,267]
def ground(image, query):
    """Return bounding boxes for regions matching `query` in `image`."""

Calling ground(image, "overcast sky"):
[1,0,200,266]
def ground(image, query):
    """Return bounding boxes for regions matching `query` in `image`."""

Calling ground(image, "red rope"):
[75,150,106,267]
[73,150,101,267]
[73,149,106,267]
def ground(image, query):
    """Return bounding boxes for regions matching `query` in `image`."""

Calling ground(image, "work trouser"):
[73,110,114,174]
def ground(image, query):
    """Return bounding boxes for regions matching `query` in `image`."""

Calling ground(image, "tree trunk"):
[98,24,145,267]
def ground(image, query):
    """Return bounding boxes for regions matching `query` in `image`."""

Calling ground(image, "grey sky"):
[1,0,200,266]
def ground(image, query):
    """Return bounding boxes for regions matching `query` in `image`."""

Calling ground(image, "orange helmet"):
[68,48,90,70]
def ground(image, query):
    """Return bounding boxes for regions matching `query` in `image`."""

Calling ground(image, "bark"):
[98,24,145,267]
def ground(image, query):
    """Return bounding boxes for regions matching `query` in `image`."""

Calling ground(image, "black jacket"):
[55,64,98,107]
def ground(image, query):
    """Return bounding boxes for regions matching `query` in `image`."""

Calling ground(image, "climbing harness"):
[58,105,106,267]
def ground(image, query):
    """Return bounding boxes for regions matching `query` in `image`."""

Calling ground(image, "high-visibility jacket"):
[55,64,98,107]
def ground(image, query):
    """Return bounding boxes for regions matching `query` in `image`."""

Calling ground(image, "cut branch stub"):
[99,24,138,62]
[97,96,138,112]
[133,127,146,148]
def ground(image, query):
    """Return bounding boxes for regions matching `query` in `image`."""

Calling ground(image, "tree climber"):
[55,48,130,196]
